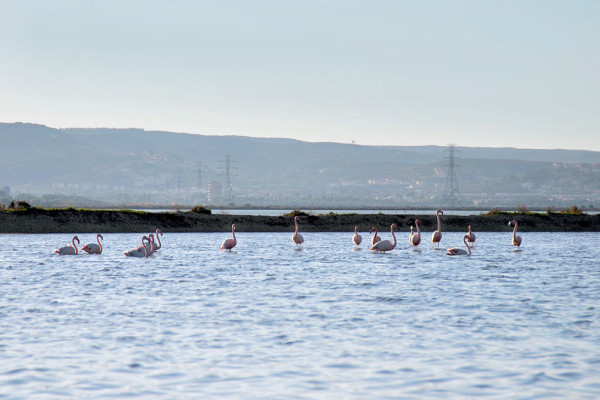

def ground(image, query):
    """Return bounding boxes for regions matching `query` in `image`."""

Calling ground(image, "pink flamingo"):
[508,220,522,248]
[221,224,237,251]
[466,225,476,248]
[292,216,304,248]
[82,233,103,254]
[370,223,398,253]
[352,226,362,248]
[150,229,163,251]
[431,209,444,249]
[55,235,80,255]
[369,227,381,246]
[446,234,471,256]
[410,219,422,247]
[124,236,151,257]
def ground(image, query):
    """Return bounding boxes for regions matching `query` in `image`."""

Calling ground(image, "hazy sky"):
[1,0,599,150]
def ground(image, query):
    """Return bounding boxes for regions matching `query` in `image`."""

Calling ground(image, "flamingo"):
[124,236,151,257]
[369,227,381,246]
[370,223,398,253]
[292,216,304,248]
[508,220,522,249]
[410,219,422,247]
[466,225,476,248]
[446,234,471,256]
[55,235,80,255]
[352,226,362,248]
[431,209,444,249]
[221,224,237,251]
[150,229,163,251]
[82,233,103,254]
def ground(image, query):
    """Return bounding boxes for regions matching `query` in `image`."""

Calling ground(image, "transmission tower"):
[442,144,462,210]
[218,155,238,204]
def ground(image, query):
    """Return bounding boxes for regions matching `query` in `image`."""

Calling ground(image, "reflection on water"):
[1,232,599,399]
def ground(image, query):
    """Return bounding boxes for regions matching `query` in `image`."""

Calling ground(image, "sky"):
[1,0,599,150]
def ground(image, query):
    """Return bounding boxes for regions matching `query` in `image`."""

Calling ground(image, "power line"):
[218,155,238,204]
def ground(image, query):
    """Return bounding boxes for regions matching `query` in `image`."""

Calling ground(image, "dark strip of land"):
[1,208,599,233]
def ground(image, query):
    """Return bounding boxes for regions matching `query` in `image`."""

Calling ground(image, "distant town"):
[2,123,599,211]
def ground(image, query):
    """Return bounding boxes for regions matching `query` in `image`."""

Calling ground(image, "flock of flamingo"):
[53,210,524,257]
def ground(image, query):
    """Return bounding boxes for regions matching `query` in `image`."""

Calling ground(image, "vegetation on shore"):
[1,205,599,233]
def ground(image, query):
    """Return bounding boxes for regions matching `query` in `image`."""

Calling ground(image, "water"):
[1,231,599,399]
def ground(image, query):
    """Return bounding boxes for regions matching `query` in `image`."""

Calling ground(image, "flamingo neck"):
[436,212,441,232]
[415,220,421,234]
[154,230,162,249]
[390,225,397,246]
[232,227,236,243]
[97,235,102,252]
[463,235,471,255]
[512,221,518,239]
[294,220,299,234]
[72,237,78,254]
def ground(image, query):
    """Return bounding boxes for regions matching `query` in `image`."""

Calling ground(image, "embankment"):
[1,208,599,233]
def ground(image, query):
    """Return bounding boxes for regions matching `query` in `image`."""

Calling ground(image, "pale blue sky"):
[1,0,599,150]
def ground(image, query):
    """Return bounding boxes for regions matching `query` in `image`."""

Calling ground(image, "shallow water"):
[1,231,599,399]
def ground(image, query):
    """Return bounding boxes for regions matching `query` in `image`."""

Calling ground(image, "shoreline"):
[1,208,599,233]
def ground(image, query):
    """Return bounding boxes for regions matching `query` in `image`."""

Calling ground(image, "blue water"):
[1,231,599,399]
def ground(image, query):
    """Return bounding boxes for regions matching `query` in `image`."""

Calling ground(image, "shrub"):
[190,205,212,215]
[561,205,583,215]
[282,210,310,217]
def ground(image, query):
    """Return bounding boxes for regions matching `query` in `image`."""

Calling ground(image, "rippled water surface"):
[1,231,599,399]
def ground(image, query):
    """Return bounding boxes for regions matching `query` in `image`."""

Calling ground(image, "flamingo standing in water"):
[370,224,398,253]
[508,220,522,249]
[369,227,381,246]
[446,234,471,256]
[431,209,444,249]
[292,216,304,248]
[352,226,362,248]
[221,224,237,251]
[150,229,163,251]
[124,236,151,257]
[82,234,103,254]
[55,236,80,255]
[466,225,476,248]
[410,219,422,247]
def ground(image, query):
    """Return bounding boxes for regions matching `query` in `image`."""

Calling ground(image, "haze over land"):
[2,123,599,210]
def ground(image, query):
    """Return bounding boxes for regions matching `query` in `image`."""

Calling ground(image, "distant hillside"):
[2,122,599,208]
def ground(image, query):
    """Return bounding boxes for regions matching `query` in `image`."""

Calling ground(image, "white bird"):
[431,209,444,249]
[124,236,151,257]
[150,229,163,251]
[82,233,103,254]
[55,236,80,255]
[221,224,237,251]
[466,225,476,248]
[508,220,522,248]
[370,224,398,253]
[446,234,471,256]
[369,227,381,246]
[352,226,362,248]
[410,219,422,247]
[292,216,304,248]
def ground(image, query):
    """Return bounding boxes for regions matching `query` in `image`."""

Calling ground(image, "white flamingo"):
[508,220,522,249]
[55,235,80,255]
[352,226,362,248]
[410,219,422,247]
[466,225,476,248]
[82,233,103,254]
[221,224,237,251]
[124,236,151,257]
[446,234,471,256]
[370,223,398,253]
[369,227,381,246]
[431,209,443,249]
[292,216,304,248]
[150,229,163,251]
